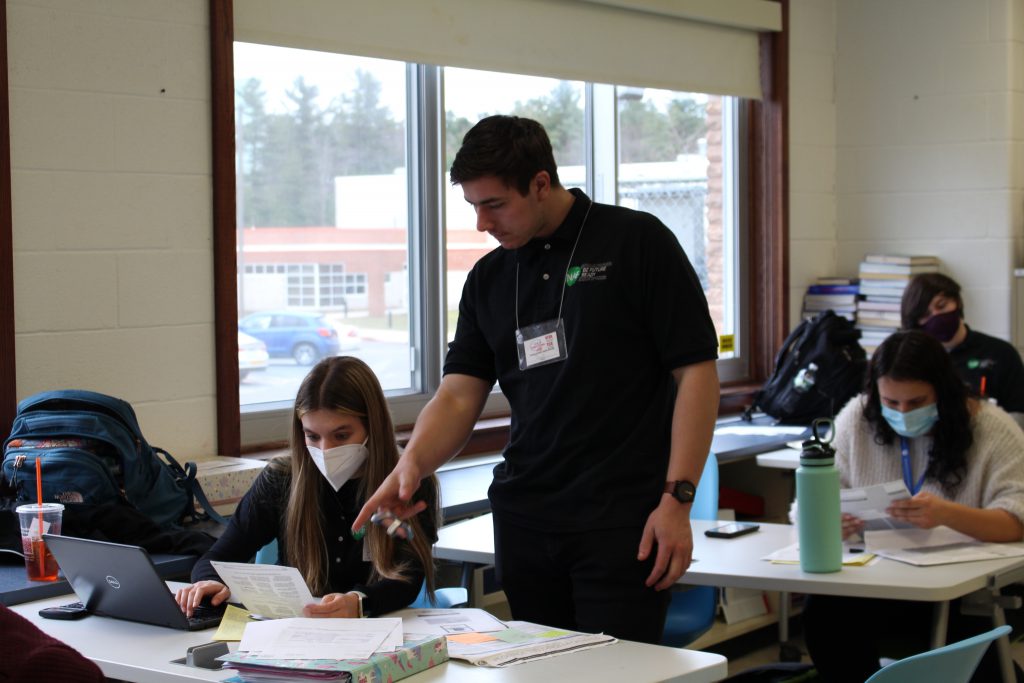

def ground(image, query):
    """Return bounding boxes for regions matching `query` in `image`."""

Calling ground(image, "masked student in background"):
[176,356,439,618]
[802,330,1024,683]
[902,272,1024,426]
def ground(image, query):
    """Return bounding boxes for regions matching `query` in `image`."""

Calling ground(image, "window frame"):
[210,0,789,456]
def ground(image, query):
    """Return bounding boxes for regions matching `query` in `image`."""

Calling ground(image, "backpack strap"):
[155,448,229,526]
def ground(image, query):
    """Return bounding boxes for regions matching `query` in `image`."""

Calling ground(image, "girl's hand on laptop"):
[302,592,361,618]
[175,581,230,617]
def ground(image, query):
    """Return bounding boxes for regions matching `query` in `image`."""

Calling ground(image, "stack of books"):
[855,254,940,352]
[801,277,860,321]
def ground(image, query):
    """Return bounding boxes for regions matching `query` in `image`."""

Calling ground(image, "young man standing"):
[356,115,719,643]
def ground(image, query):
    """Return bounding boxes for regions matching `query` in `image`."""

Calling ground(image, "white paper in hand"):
[211,561,318,619]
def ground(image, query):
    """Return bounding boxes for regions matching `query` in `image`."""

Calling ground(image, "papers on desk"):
[216,604,609,672]
[442,620,616,667]
[238,617,402,659]
[762,542,878,566]
[402,607,507,637]
[864,527,1024,566]
[211,561,319,619]
[402,608,615,667]
[841,480,915,531]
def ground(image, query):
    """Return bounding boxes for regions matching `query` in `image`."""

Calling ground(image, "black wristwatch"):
[664,480,697,504]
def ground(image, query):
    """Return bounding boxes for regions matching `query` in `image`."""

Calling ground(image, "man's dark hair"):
[862,330,970,493]
[900,272,964,330]
[450,115,561,195]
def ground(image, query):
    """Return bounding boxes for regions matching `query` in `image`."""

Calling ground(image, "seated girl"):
[803,330,1024,683]
[176,356,439,618]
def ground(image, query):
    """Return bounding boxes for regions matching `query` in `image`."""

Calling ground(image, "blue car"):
[238,311,341,366]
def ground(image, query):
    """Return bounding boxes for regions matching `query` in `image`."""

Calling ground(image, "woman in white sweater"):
[803,330,1024,683]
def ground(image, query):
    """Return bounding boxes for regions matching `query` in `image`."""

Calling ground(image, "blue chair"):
[660,455,719,647]
[254,538,278,565]
[864,624,1010,683]
[409,583,469,608]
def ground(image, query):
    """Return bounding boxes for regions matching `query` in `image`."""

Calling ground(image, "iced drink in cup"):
[16,503,63,581]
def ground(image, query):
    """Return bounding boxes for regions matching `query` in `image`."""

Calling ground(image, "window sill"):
[241,385,760,461]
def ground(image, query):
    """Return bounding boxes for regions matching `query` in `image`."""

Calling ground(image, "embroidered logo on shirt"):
[566,262,612,286]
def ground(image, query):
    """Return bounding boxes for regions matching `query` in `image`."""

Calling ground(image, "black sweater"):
[191,465,437,616]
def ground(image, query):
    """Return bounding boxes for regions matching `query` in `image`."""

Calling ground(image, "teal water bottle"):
[796,418,842,573]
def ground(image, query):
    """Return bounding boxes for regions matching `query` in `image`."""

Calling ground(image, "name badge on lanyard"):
[515,318,568,370]
[512,197,593,372]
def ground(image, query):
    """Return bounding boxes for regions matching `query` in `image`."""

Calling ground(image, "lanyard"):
[900,437,926,495]
[514,199,593,331]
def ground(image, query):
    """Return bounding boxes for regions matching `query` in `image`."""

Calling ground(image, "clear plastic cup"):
[16,503,64,582]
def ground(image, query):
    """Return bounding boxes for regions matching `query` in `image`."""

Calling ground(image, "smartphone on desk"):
[39,602,89,620]
[704,522,760,539]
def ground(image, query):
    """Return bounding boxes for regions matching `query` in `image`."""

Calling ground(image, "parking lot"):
[239,338,412,406]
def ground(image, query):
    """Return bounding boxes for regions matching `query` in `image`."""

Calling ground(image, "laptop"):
[42,534,224,631]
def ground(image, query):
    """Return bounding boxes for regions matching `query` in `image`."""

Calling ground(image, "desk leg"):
[778,591,789,642]
[929,601,949,649]
[777,592,804,662]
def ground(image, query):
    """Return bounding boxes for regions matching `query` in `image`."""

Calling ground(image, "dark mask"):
[921,309,961,343]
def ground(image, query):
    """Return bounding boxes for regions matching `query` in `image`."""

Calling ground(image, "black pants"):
[803,594,1017,683]
[492,514,670,644]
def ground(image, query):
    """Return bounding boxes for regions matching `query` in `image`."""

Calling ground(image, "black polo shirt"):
[445,189,719,531]
[950,327,1024,413]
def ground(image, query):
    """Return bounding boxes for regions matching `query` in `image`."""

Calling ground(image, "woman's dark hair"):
[863,330,971,493]
[900,273,964,330]
[449,115,561,195]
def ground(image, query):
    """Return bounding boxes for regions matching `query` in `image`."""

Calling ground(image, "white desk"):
[436,514,1024,682]
[11,592,727,683]
[754,447,800,470]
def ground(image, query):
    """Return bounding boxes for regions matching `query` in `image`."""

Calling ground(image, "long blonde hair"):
[275,356,438,597]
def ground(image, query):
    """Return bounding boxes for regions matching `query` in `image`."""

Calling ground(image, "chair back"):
[691,455,719,522]
[254,538,279,565]
[863,625,1010,683]
[661,455,719,647]
[410,584,469,608]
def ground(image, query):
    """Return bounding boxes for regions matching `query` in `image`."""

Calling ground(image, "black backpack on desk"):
[746,310,868,425]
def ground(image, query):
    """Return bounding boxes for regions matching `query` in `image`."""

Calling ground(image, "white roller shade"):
[235,0,782,99]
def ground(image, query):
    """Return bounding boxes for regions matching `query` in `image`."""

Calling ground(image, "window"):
[227,48,771,449]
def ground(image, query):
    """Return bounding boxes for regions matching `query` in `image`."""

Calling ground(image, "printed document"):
[238,617,402,660]
[841,480,914,531]
[864,526,1024,566]
[401,608,507,638]
[210,561,318,619]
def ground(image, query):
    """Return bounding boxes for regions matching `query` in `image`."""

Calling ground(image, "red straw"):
[35,457,44,577]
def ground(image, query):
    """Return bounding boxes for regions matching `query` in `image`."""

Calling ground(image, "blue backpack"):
[2,390,224,530]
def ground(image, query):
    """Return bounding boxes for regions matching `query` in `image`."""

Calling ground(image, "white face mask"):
[307,439,368,491]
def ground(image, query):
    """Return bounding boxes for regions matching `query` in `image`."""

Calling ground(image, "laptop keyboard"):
[188,602,226,629]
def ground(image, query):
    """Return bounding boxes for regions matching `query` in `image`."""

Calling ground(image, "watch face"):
[673,481,696,502]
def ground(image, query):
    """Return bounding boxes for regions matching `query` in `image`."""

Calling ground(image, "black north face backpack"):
[746,310,868,424]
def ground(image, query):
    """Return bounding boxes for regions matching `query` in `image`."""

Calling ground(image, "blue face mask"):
[881,403,939,438]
